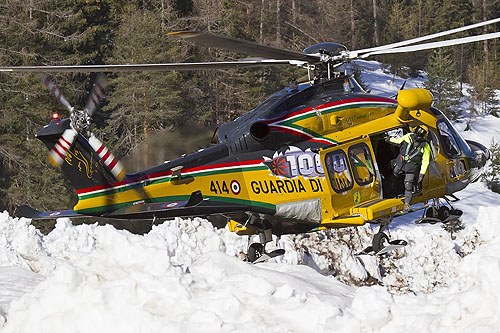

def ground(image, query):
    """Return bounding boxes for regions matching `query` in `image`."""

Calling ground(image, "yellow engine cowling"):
[394,88,433,122]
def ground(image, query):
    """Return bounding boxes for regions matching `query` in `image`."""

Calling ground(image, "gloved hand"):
[418,174,424,183]
[384,135,391,143]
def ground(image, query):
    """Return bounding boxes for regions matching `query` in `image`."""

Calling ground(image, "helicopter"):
[1,18,498,262]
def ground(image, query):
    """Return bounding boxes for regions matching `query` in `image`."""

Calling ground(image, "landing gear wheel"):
[426,206,438,218]
[247,243,264,263]
[426,206,439,224]
[372,232,389,253]
[438,206,450,222]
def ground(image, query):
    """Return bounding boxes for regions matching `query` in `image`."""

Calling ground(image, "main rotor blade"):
[169,31,319,63]
[0,60,299,73]
[353,17,500,57]
[361,32,500,57]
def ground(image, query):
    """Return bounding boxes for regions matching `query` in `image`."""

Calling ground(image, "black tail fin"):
[36,118,124,191]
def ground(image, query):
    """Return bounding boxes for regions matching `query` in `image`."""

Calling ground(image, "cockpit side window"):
[437,120,461,158]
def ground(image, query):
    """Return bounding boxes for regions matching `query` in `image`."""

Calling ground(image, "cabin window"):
[437,120,461,158]
[348,144,374,186]
[324,150,353,193]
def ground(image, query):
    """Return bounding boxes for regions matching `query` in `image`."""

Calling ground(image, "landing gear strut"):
[245,218,285,263]
[359,217,408,255]
[416,198,463,224]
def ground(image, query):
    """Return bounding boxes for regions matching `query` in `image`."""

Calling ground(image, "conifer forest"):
[1,0,499,213]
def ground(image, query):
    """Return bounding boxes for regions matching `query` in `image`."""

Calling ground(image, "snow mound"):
[1,200,500,331]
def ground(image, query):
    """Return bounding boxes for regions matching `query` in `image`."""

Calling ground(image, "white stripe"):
[62,128,77,144]
[50,150,64,164]
[98,147,110,161]
[58,139,71,151]
[88,134,102,151]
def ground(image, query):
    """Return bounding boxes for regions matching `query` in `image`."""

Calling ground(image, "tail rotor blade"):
[48,128,78,167]
[85,74,107,117]
[40,74,73,113]
[88,134,125,181]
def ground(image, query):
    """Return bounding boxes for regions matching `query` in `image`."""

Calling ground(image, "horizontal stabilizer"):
[105,191,204,219]
[17,205,86,220]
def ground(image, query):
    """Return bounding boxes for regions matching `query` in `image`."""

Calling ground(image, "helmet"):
[414,125,428,140]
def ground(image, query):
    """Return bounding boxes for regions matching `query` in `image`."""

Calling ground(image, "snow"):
[1,60,500,332]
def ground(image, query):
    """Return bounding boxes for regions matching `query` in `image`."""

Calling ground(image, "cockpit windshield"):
[433,108,472,158]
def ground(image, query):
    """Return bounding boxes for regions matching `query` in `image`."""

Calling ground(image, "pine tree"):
[482,140,500,193]
[102,4,189,169]
[379,0,411,78]
[467,59,499,116]
[424,48,462,119]
[0,0,126,211]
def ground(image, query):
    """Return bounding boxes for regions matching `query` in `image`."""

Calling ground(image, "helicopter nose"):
[466,140,490,183]
[469,140,490,165]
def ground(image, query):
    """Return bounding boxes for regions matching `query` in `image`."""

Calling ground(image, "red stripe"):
[60,135,72,147]
[268,126,334,145]
[55,141,68,153]
[182,159,263,174]
[91,95,98,107]
[309,137,335,145]
[268,125,312,140]
[96,83,105,96]
[53,145,65,159]
[101,151,111,163]
[108,158,118,170]
[96,145,105,155]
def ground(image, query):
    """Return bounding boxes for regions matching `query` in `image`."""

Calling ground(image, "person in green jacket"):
[388,125,431,212]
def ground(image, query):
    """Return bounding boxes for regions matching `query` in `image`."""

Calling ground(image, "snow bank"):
[0,213,357,332]
[1,200,500,332]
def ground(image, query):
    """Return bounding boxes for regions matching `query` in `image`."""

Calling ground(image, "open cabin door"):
[320,135,380,220]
